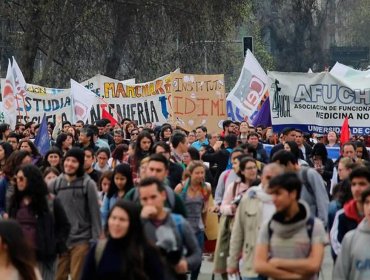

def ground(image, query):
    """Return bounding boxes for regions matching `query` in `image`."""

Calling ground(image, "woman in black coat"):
[9,164,70,280]
[310,143,334,196]
[81,200,165,280]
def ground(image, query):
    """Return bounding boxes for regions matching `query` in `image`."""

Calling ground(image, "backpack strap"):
[301,168,314,197]
[165,186,176,209]
[306,216,315,241]
[171,213,184,242]
[268,216,315,243]
[223,169,232,185]
[180,179,190,201]
[94,239,108,267]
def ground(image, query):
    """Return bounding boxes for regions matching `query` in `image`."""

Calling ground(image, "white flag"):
[2,60,17,129]
[227,50,271,120]
[12,57,27,97]
[71,79,98,123]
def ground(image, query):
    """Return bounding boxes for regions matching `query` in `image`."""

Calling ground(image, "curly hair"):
[11,164,49,216]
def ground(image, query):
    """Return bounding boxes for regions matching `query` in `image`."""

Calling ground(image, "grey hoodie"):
[333,219,370,280]
[49,173,102,247]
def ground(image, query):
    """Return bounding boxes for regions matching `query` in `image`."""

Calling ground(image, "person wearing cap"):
[269,127,296,159]
[48,148,102,280]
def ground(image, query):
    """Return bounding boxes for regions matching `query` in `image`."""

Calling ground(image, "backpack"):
[171,213,184,241]
[225,148,233,170]
[52,175,91,198]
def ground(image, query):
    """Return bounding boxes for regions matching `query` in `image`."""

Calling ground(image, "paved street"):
[199,246,333,280]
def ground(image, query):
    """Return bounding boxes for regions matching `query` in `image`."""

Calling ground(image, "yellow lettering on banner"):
[149,83,155,96]
[127,86,135,98]
[104,83,114,98]
[27,86,46,95]
[155,80,164,95]
[116,83,124,98]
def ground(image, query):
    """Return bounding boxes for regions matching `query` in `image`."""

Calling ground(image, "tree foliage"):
[0,0,273,91]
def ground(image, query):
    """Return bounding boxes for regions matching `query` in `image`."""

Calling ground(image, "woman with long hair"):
[67,126,79,143]
[9,164,70,280]
[0,150,32,217]
[0,220,41,279]
[42,167,60,185]
[129,131,153,180]
[0,124,10,142]
[42,147,63,172]
[355,141,369,162]
[18,139,42,166]
[124,121,136,141]
[160,124,173,142]
[97,170,113,204]
[310,143,334,195]
[284,140,309,166]
[81,200,164,280]
[175,161,211,280]
[55,133,73,156]
[221,156,259,216]
[0,142,13,176]
[108,144,128,169]
[100,163,134,226]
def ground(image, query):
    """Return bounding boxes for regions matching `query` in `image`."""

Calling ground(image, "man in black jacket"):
[201,134,237,187]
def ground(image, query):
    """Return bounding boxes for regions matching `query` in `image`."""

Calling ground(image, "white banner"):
[268,71,370,135]
[81,74,171,125]
[18,83,72,124]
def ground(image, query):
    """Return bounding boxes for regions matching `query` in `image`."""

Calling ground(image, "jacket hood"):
[270,201,310,239]
[357,219,370,234]
[344,199,363,224]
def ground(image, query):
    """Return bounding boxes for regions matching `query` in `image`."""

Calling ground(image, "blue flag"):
[34,114,50,156]
[252,97,272,127]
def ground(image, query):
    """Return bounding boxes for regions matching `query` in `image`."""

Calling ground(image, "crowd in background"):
[0,117,369,280]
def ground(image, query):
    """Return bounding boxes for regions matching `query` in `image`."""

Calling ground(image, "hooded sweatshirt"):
[330,199,363,257]
[334,219,370,280]
[257,201,327,280]
[49,173,102,247]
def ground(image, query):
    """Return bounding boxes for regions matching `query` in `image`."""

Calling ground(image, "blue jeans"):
[191,231,204,280]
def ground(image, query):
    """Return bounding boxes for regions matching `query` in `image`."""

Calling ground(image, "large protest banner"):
[168,73,226,132]
[227,50,271,123]
[81,74,171,125]
[268,71,370,135]
[0,79,73,124]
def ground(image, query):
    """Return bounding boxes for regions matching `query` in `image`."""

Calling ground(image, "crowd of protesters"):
[0,117,369,280]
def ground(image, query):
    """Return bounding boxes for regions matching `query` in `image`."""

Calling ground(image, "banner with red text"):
[168,73,226,132]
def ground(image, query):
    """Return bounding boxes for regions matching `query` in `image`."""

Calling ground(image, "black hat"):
[64,148,85,177]
[95,120,105,127]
